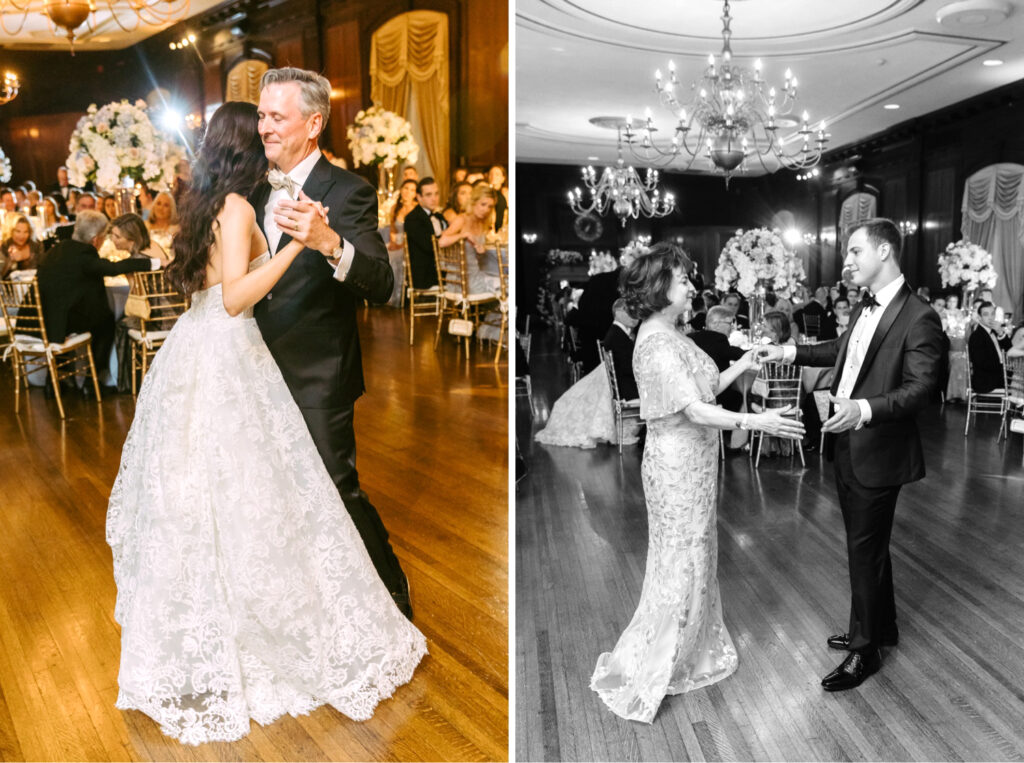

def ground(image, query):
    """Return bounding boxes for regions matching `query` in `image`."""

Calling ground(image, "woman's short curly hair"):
[619,242,692,321]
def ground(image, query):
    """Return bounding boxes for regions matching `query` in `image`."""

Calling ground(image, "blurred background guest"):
[488,164,508,231]
[438,183,500,294]
[390,178,419,249]
[102,195,119,221]
[146,191,179,252]
[443,180,472,224]
[0,216,44,278]
[403,177,446,289]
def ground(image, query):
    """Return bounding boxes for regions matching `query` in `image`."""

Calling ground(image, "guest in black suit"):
[690,305,745,412]
[403,176,447,289]
[601,298,638,400]
[570,268,621,373]
[252,67,410,618]
[760,218,944,691]
[794,286,836,339]
[48,166,72,206]
[722,292,749,330]
[968,301,1012,393]
[36,210,162,382]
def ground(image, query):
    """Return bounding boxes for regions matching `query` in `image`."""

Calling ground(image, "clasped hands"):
[272,191,337,258]
[753,343,862,433]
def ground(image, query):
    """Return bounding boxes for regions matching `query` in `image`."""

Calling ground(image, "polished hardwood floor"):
[0,307,508,761]
[516,332,1024,762]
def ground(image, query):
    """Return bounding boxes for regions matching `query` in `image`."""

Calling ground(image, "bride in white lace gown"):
[106,102,426,745]
[590,243,803,723]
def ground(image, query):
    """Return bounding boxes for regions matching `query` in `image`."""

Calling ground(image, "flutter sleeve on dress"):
[635,333,716,421]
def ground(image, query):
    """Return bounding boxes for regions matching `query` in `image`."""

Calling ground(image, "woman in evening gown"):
[106,102,426,745]
[590,243,804,723]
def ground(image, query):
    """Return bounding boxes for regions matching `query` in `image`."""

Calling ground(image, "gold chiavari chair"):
[127,270,188,395]
[402,239,441,345]
[802,313,821,339]
[598,341,642,454]
[0,278,102,419]
[433,242,499,353]
[964,351,1007,436]
[489,244,510,364]
[998,354,1024,449]
[751,361,805,468]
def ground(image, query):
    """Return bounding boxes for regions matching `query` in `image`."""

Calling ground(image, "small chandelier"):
[0,71,19,105]
[0,0,191,52]
[569,123,675,226]
[626,0,828,185]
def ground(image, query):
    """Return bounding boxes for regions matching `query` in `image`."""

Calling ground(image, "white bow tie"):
[267,168,298,198]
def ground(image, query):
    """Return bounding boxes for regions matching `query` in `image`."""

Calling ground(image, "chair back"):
[402,239,414,294]
[496,244,509,302]
[802,313,821,338]
[0,278,49,346]
[1005,355,1024,405]
[598,341,624,402]
[129,270,188,337]
[757,361,802,410]
[436,242,470,300]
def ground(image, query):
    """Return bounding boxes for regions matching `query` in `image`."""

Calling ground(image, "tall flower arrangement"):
[346,105,420,169]
[0,145,11,183]
[714,227,805,298]
[618,239,651,269]
[66,100,184,193]
[937,239,998,291]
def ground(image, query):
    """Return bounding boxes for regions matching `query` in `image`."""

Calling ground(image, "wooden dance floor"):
[0,307,508,761]
[516,335,1024,762]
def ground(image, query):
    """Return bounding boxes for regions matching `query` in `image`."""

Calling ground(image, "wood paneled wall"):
[0,0,508,190]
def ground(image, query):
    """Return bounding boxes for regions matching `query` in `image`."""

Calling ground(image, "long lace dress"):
[591,330,737,723]
[107,253,427,745]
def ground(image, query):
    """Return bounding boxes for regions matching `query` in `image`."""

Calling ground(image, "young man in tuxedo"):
[968,301,1012,393]
[403,176,447,289]
[252,67,411,619]
[760,218,944,691]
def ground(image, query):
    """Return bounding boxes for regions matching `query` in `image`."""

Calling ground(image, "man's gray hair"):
[72,210,109,244]
[260,67,331,128]
[707,305,736,325]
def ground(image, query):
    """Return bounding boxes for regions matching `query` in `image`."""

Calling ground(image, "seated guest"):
[102,195,119,221]
[390,179,419,248]
[689,305,745,412]
[794,286,835,338]
[832,296,852,336]
[452,167,468,185]
[762,310,795,346]
[846,286,861,308]
[40,196,69,229]
[968,301,1012,392]
[36,211,165,388]
[402,166,419,183]
[76,192,98,214]
[109,213,169,261]
[488,164,509,231]
[602,298,639,400]
[438,184,500,295]
[722,292,749,330]
[0,216,44,278]
[146,191,179,252]
[403,176,447,289]
[50,165,72,204]
[443,180,472,224]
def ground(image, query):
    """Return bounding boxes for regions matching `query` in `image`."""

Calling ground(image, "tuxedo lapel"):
[852,284,911,392]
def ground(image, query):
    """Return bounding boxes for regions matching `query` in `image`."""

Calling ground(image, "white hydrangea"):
[65,99,185,193]
[0,145,11,183]
[715,227,806,298]
[346,105,420,169]
[938,240,998,290]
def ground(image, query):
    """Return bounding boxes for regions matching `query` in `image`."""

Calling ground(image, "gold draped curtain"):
[226,60,269,105]
[371,11,449,196]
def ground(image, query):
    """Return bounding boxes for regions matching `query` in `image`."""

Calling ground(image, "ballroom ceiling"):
[517,0,1024,172]
[0,0,223,51]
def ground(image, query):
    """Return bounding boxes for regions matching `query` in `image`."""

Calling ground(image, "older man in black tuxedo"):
[36,210,163,388]
[760,218,943,691]
[403,176,447,289]
[251,67,410,618]
[690,305,745,412]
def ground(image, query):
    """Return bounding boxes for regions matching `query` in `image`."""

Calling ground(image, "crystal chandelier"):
[625,0,828,185]
[0,0,191,52]
[569,125,675,226]
[0,71,18,105]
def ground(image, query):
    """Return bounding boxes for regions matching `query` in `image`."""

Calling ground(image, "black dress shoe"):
[821,649,881,691]
[827,632,898,650]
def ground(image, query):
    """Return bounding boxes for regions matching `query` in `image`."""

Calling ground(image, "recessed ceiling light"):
[587,156,599,161]
[983,58,1004,66]
[884,103,900,110]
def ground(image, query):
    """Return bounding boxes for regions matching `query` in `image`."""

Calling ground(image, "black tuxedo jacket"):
[36,239,151,343]
[794,284,944,487]
[689,329,745,411]
[251,157,395,410]
[403,204,445,289]
[601,323,638,400]
[968,326,1012,393]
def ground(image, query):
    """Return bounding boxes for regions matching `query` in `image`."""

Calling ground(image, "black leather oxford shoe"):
[827,632,898,650]
[821,649,881,692]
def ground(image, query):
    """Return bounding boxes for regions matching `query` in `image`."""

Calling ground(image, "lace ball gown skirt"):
[534,366,639,449]
[106,281,427,745]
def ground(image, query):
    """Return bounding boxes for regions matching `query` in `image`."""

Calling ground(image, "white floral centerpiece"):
[0,145,11,183]
[346,105,420,170]
[618,239,650,269]
[66,99,184,192]
[714,227,806,299]
[937,239,998,292]
[588,249,618,275]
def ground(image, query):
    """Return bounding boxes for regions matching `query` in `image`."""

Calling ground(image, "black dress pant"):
[298,402,411,617]
[833,433,901,652]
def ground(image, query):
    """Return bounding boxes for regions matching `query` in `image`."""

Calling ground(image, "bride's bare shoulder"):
[221,192,255,216]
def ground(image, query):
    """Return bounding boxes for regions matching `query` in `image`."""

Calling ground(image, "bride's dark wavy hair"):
[166,101,268,295]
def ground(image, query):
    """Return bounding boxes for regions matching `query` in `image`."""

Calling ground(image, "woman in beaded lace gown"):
[106,103,426,746]
[590,243,804,723]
